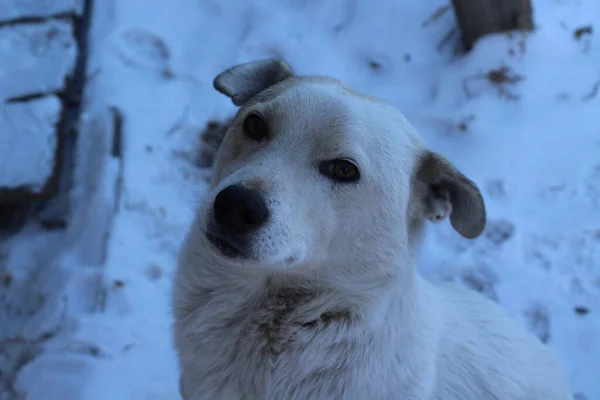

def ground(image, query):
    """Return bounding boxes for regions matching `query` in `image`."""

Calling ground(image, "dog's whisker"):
[315,267,321,298]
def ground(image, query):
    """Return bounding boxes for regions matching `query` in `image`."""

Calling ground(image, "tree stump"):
[451,0,534,52]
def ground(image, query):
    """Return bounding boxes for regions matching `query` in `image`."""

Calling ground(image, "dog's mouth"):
[205,232,246,259]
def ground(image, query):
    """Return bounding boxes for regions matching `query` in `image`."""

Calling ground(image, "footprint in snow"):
[115,28,173,78]
[460,263,499,302]
[484,178,506,199]
[582,164,600,208]
[484,219,515,247]
[523,230,600,296]
[522,303,551,344]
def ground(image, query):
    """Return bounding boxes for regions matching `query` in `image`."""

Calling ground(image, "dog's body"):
[172,60,572,400]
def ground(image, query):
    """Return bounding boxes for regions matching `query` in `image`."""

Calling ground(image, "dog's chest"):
[179,290,374,399]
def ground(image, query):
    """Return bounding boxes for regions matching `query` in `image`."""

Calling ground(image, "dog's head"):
[199,59,485,274]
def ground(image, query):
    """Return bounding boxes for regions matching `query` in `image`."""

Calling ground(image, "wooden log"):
[0,0,83,23]
[451,0,534,52]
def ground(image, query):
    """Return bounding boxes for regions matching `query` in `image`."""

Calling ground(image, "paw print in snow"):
[523,235,558,271]
[460,264,499,302]
[484,178,506,199]
[537,183,569,202]
[523,231,600,296]
[445,218,515,259]
[484,219,515,246]
[582,164,600,207]
[115,28,173,77]
[522,303,551,344]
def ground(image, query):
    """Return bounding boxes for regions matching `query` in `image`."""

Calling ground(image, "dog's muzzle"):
[206,184,269,258]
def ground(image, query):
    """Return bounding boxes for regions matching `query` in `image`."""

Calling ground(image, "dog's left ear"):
[411,151,486,239]
[213,59,295,106]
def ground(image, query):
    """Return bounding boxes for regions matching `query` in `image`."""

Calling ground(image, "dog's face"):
[199,59,486,273]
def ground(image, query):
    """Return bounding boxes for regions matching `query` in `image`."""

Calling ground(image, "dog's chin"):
[205,232,248,260]
[259,247,306,270]
[204,232,303,268]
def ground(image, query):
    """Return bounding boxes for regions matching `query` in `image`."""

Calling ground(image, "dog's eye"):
[319,159,360,183]
[243,113,268,141]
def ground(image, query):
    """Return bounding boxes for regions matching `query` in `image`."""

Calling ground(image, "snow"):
[0,0,83,22]
[2,0,599,399]
[0,95,61,192]
[0,20,77,100]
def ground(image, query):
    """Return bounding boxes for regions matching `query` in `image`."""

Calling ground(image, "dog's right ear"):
[213,59,295,106]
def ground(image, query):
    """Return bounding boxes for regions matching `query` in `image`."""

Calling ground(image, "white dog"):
[172,59,572,400]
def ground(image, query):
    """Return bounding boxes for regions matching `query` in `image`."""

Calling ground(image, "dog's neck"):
[182,261,417,332]
[176,224,422,331]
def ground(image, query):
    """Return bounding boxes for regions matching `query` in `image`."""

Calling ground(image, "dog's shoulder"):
[431,282,572,399]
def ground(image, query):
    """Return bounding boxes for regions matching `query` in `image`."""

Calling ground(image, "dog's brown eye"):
[243,113,268,141]
[319,158,360,183]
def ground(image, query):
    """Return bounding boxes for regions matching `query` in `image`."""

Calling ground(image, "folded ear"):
[411,151,486,239]
[213,59,295,106]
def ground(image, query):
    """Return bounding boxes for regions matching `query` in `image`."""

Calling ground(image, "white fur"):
[172,61,573,400]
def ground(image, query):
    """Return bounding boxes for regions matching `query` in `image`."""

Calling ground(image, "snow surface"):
[0,95,61,191]
[0,20,77,100]
[2,0,599,398]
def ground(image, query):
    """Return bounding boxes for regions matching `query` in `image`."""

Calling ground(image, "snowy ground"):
[1,0,599,398]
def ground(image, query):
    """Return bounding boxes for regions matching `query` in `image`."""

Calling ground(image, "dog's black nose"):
[213,185,269,234]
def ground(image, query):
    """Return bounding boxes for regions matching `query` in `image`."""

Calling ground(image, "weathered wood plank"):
[0,0,83,23]
[0,96,62,198]
[0,20,77,101]
[67,107,124,268]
